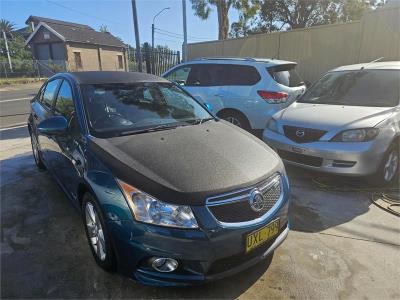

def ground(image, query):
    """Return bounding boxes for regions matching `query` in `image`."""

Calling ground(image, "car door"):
[51,80,85,203]
[164,64,223,110]
[33,79,62,165]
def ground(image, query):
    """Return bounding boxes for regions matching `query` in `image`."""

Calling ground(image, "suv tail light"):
[257,91,288,104]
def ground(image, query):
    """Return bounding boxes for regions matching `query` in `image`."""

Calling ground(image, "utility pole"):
[2,30,13,72]
[182,0,188,62]
[152,7,170,74]
[131,0,142,72]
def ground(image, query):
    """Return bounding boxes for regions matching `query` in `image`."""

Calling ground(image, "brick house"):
[25,16,128,72]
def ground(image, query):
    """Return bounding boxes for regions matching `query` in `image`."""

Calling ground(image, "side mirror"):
[38,116,68,136]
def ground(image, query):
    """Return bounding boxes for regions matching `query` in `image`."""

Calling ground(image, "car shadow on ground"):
[1,150,392,298]
[0,152,273,299]
[286,165,378,233]
[0,125,29,141]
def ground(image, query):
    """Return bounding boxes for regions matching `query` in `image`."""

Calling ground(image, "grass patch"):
[0,77,47,86]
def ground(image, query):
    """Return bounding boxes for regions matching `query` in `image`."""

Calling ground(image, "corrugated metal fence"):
[187,6,400,83]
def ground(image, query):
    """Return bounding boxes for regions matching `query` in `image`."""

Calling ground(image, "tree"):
[190,0,258,40]
[99,24,109,33]
[0,19,16,38]
[231,0,383,37]
[0,35,32,60]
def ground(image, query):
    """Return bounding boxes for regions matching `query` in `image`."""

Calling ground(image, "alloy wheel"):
[225,116,242,127]
[85,202,106,261]
[31,134,40,164]
[383,150,399,182]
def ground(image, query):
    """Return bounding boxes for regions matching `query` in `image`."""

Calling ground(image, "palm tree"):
[0,19,16,38]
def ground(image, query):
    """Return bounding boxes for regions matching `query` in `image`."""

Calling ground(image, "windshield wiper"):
[189,118,215,125]
[118,124,184,136]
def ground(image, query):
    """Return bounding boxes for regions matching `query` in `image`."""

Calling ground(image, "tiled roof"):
[26,15,93,29]
[49,23,126,47]
[26,16,126,48]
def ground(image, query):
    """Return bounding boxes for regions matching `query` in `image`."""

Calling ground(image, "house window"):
[43,31,50,39]
[117,55,123,69]
[74,52,82,69]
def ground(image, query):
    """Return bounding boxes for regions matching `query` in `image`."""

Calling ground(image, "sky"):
[1,0,239,51]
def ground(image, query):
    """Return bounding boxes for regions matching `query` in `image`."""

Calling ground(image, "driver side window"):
[165,66,192,86]
[54,80,80,136]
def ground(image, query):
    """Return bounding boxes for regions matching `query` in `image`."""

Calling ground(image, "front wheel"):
[370,142,399,186]
[30,131,46,170]
[82,192,117,272]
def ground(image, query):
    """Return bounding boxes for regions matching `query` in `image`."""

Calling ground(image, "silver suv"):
[263,61,400,185]
[163,57,306,135]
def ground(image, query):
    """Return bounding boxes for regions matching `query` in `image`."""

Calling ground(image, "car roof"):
[58,71,169,85]
[186,57,296,66]
[331,61,400,72]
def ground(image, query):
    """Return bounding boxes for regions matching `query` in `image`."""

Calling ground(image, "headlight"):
[267,118,279,133]
[331,128,379,142]
[117,179,198,228]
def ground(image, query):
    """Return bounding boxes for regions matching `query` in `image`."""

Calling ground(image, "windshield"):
[298,69,400,107]
[81,82,213,137]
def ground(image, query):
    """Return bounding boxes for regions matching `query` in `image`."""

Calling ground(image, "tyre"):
[219,111,251,131]
[371,142,399,186]
[82,192,117,272]
[30,131,46,170]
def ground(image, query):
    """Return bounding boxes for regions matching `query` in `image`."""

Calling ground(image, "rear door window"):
[268,64,304,87]
[42,79,61,109]
[219,64,261,86]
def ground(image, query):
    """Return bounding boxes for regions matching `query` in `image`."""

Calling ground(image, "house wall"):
[98,45,127,71]
[66,42,100,71]
[187,6,400,83]
[66,42,127,71]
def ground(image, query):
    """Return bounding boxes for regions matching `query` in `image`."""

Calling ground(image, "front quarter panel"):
[85,149,133,222]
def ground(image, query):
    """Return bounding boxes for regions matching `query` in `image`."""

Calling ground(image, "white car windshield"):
[298,69,400,107]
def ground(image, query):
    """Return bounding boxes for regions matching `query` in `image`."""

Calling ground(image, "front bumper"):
[263,129,387,176]
[107,192,289,286]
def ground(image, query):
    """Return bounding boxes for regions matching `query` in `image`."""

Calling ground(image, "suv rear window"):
[185,64,260,86]
[268,64,304,87]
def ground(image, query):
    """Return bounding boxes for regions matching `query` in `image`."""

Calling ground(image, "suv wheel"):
[219,111,251,131]
[371,142,399,186]
[30,131,46,170]
[82,192,117,272]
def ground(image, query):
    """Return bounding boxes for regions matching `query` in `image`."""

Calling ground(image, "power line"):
[154,27,213,41]
[46,0,124,26]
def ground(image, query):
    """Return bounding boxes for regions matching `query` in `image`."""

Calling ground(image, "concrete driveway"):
[1,124,399,299]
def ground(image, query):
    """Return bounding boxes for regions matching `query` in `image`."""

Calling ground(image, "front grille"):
[207,222,287,275]
[283,125,327,143]
[207,175,282,224]
[278,150,323,167]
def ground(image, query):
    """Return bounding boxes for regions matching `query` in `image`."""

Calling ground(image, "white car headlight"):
[267,118,279,133]
[117,179,198,228]
[332,128,379,142]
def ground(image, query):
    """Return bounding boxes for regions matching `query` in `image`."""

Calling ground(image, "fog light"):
[151,258,178,273]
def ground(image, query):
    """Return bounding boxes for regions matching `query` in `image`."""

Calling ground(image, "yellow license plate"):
[246,219,280,253]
